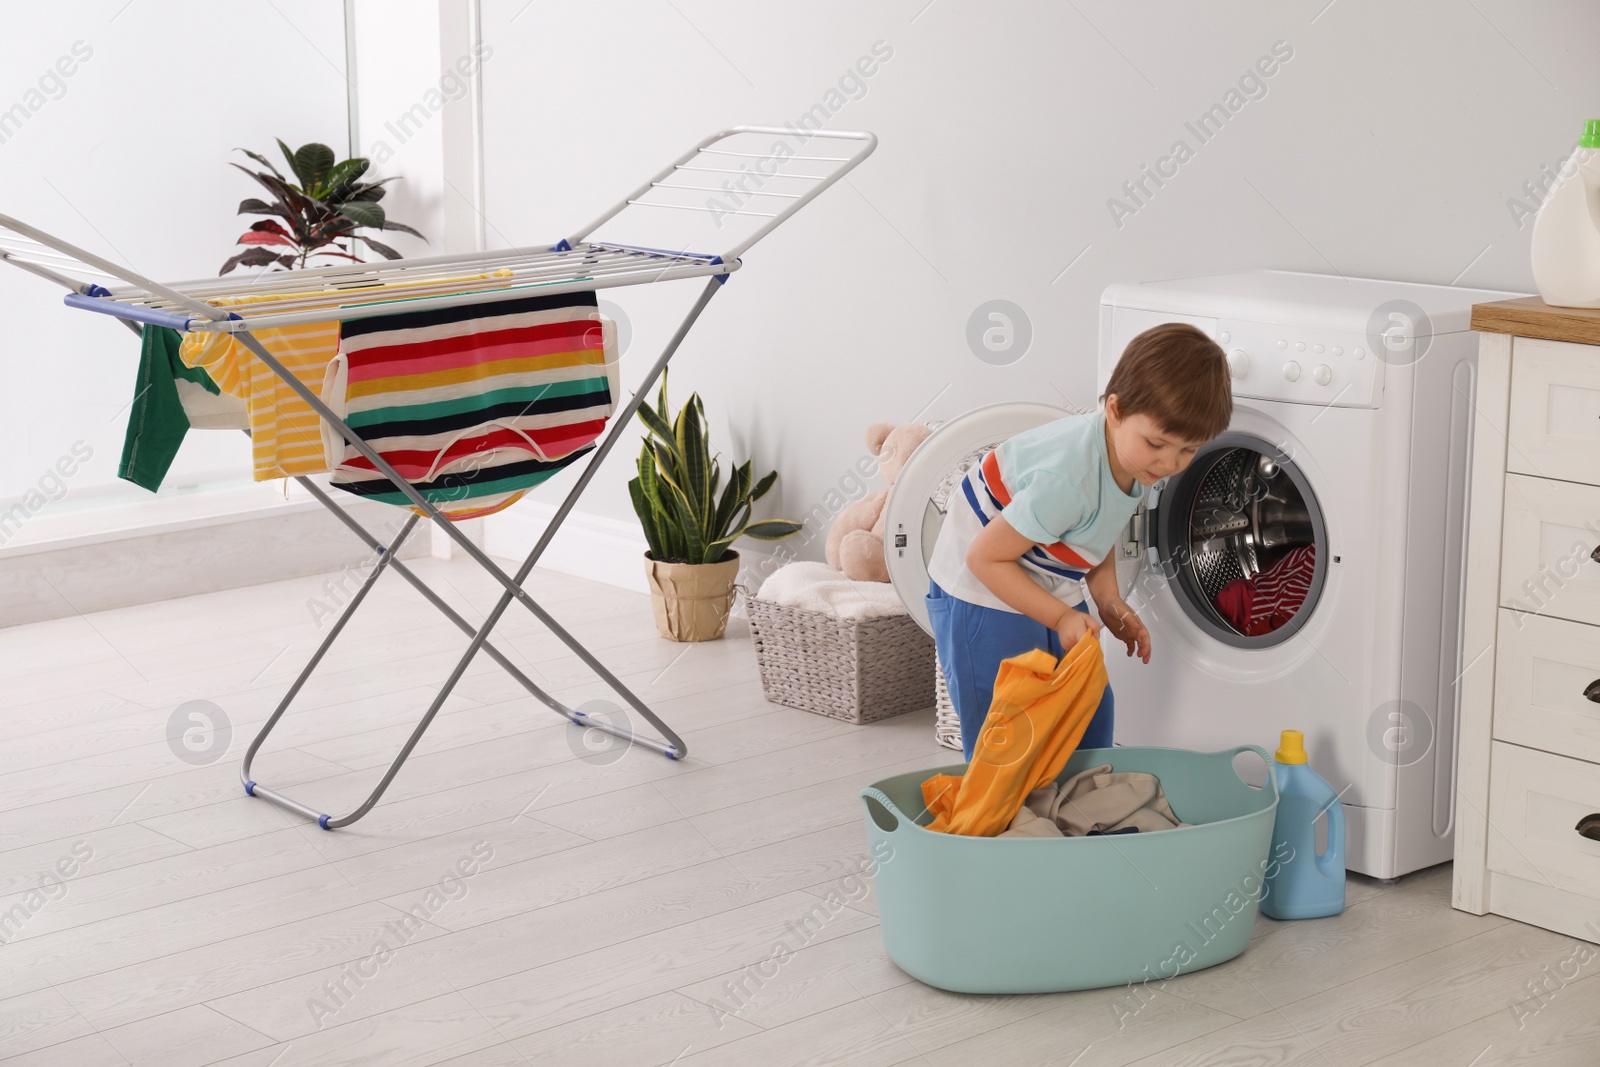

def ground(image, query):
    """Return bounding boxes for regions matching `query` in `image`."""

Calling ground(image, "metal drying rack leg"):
[286,475,570,711]
[236,277,722,829]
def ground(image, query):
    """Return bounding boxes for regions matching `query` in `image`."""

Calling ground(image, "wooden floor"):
[1,556,1596,1066]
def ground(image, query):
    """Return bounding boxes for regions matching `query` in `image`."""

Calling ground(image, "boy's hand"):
[1054,607,1100,650]
[1098,597,1151,663]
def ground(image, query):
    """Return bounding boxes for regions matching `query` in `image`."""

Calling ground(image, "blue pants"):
[927,578,1114,761]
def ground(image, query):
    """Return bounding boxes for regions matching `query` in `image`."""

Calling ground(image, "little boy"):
[927,323,1233,759]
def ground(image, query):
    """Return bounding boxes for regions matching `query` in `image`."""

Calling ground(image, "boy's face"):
[1107,405,1205,486]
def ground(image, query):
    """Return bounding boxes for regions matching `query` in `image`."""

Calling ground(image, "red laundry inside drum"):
[1214,544,1315,636]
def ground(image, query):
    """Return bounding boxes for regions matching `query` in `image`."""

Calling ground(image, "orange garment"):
[921,632,1109,836]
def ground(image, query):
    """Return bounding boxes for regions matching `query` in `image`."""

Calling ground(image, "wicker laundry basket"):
[747,596,935,723]
[933,653,963,751]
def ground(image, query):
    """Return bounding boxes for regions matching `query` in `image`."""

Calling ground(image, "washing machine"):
[885,270,1519,879]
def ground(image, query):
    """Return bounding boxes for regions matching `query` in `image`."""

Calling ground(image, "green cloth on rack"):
[118,324,223,491]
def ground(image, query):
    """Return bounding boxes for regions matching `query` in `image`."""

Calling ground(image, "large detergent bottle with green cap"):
[1531,119,1600,308]
[1260,730,1346,920]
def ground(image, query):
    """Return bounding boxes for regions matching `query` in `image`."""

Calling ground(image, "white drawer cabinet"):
[1456,299,1600,942]
[1493,610,1600,765]
[1487,742,1600,899]
[1498,474,1600,628]
[1506,337,1600,485]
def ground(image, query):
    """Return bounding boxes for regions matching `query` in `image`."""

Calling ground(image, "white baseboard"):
[485,501,653,593]
[484,501,790,596]
[0,495,430,629]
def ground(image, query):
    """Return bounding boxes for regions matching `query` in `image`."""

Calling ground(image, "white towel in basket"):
[755,561,908,622]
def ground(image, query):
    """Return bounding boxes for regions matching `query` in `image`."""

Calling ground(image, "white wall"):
[0,1,349,518]
[470,0,1597,582]
[350,0,446,260]
[16,2,1573,580]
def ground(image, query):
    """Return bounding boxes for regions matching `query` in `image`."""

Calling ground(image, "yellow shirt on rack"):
[181,306,338,479]
[179,273,512,481]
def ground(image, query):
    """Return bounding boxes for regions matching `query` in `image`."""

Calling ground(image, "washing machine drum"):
[1145,432,1328,647]
[883,412,1328,648]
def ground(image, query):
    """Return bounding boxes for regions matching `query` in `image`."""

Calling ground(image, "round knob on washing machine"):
[1228,349,1249,377]
[1282,360,1301,382]
[1313,364,1332,386]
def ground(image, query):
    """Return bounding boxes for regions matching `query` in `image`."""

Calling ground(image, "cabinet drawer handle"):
[1586,680,1600,703]
[1579,814,1600,842]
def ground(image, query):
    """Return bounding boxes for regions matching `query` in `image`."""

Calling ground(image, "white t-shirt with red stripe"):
[927,409,1145,613]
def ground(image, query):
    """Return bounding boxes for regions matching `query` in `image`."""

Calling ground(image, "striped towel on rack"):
[321,290,617,521]
[180,272,510,482]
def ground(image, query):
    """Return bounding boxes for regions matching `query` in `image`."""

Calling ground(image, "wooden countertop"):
[1472,296,1600,346]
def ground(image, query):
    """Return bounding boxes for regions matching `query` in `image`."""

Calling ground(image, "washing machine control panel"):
[1102,306,1383,410]
[1216,320,1381,408]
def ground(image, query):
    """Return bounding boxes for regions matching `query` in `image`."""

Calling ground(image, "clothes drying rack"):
[0,126,876,829]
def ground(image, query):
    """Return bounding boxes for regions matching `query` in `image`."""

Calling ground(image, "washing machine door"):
[1120,431,1330,647]
[883,402,1070,635]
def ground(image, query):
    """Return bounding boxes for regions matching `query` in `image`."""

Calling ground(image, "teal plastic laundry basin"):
[861,745,1280,994]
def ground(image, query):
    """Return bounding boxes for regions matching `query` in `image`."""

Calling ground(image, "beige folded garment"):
[998,763,1189,839]
[1002,804,1067,838]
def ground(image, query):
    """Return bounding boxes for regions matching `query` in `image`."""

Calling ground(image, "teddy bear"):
[825,421,933,582]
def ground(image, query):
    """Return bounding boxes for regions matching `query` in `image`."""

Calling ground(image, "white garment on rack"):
[175,378,248,430]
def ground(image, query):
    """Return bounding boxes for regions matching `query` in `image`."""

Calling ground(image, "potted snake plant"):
[629,377,801,641]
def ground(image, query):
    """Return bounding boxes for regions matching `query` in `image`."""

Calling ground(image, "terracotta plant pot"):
[643,551,741,642]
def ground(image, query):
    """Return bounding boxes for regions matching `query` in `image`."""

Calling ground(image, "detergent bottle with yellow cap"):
[1260,729,1346,920]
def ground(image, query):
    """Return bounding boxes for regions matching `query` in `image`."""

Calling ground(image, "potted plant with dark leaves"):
[220,139,425,274]
[629,377,801,641]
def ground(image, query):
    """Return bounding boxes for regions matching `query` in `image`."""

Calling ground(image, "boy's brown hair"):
[1100,323,1232,442]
